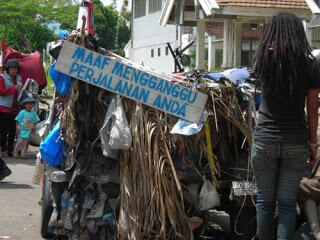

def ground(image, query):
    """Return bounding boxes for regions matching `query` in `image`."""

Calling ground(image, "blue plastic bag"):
[39,121,65,167]
[60,30,69,40]
[49,63,72,96]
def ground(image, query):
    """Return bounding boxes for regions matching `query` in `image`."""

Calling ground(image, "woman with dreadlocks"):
[252,13,320,240]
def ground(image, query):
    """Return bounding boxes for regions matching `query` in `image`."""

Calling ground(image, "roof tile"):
[216,0,309,9]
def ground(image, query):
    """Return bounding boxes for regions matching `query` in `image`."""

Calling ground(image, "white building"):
[126,0,320,73]
[126,0,180,73]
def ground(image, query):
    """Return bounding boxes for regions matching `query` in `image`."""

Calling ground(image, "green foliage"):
[120,0,131,23]
[0,0,131,56]
[93,0,131,56]
[0,0,75,52]
[117,19,131,56]
[52,1,78,30]
[93,0,119,50]
[27,25,58,51]
[0,24,56,52]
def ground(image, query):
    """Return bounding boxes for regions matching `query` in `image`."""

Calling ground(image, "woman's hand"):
[14,84,21,90]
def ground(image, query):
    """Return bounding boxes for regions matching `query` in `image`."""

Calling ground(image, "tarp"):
[1,40,47,88]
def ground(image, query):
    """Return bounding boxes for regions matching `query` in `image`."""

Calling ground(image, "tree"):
[0,0,131,56]
[93,0,118,50]
[118,0,131,56]
[111,0,117,10]
[0,0,76,52]
[120,0,131,23]
[53,3,78,30]
[0,24,56,52]
[92,0,131,56]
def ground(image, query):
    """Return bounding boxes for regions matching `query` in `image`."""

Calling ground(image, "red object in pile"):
[1,39,47,89]
[87,1,94,35]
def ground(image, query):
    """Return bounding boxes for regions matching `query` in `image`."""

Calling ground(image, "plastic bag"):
[39,121,65,167]
[49,63,72,96]
[100,95,132,159]
[222,67,250,85]
[199,179,220,211]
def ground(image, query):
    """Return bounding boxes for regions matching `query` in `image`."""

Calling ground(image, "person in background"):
[299,158,320,240]
[297,49,320,240]
[13,97,40,158]
[252,13,320,240]
[0,59,22,157]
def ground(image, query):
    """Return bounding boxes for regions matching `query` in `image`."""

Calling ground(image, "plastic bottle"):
[64,193,76,230]
[36,152,42,165]
[60,190,69,224]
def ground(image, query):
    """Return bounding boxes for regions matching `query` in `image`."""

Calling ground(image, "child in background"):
[13,97,40,158]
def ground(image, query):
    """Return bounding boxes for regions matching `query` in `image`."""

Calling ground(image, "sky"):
[100,0,125,10]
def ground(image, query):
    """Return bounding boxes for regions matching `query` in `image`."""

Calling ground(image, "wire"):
[233,98,257,237]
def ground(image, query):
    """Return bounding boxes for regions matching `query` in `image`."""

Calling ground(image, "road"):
[0,151,43,240]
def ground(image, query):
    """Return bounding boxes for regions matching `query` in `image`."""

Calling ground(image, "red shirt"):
[0,75,19,115]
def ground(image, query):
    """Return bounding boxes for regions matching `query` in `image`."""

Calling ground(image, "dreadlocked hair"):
[254,13,314,97]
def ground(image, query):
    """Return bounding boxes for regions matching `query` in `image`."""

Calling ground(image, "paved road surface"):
[0,153,42,240]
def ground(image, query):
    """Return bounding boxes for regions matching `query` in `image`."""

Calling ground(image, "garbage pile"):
[39,29,259,240]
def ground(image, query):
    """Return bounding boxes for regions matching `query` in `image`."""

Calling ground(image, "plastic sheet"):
[100,95,132,159]
[39,121,65,167]
[203,72,225,81]
[204,67,250,85]
[1,41,47,88]
[50,63,72,96]
[170,111,208,136]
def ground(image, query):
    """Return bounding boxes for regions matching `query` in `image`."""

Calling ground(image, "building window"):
[151,49,154,58]
[149,0,162,14]
[135,0,146,18]
[158,48,161,57]
[165,46,169,56]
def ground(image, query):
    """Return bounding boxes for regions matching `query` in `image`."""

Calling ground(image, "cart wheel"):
[40,174,55,239]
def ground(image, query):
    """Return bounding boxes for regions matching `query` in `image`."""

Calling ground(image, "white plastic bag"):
[100,95,132,159]
[198,179,220,211]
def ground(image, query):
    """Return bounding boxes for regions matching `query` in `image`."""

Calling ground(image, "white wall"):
[131,44,176,73]
[128,1,178,73]
[132,11,177,49]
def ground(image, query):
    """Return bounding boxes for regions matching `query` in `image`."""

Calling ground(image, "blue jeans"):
[251,140,308,240]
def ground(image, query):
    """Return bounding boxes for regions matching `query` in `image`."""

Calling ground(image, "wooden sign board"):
[55,41,208,123]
